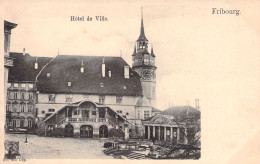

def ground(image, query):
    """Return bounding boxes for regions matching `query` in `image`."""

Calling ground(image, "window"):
[100,83,104,87]
[66,94,73,102]
[14,92,18,99]
[108,71,111,77]
[7,92,10,99]
[144,55,149,65]
[21,83,26,88]
[99,95,105,104]
[47,73,50,77]
[144,111,150,119]
[28,84,33,89]
[13,120,16,128]
[116,96,122,104]
[42,111,45,114]
[117,110,122,114]
[126,112,129,115]
[124,66,129,78]
[48,94,56,102]
[28,105,33,112]
[7,83,11,88]
[21,92,25,100]
[68,82,71,87]
[20,120,24,128]
[14,83,18,88]
[138,111,140,119]
[28,120,32,127]
[6,104,10,112]
[21,104,25,112]
[92,111,96,115]
[29,93,33,100]
[74,110,79,115]
[48,109,55,112]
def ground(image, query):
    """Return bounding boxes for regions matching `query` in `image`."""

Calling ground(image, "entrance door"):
[64,124,74,137]
[80,125,93,138]
[99,125,108,138]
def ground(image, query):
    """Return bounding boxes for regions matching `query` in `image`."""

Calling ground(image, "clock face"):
[142,69,152,80]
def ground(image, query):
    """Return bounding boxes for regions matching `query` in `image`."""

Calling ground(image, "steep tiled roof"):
[36,55,142,96]
[8,52,53,82]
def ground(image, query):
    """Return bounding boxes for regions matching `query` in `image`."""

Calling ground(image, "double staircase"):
[56,117,125,136]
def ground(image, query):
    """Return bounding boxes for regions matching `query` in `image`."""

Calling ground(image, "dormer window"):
[47,73,50,77]
[100,83,104,87]
[124,66,129,79]
[35,58,38,69]
[80,60,84,73]
[68,82,71,87]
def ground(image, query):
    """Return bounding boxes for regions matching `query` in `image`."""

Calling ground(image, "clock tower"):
[132,8,157,107]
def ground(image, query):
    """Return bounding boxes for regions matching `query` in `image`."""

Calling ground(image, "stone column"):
[164,126,167,141]
[170,127,173,140]
[115,115,118,129]
[105,108,108,122]
[177,127,180,143]
[148,125,150,139]
[158,126,160,141]
[96,108,99,122]
[153,126,155,138]
[184,128,188,144]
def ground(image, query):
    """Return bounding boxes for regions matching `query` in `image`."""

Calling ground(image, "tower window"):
[144,111,150,119]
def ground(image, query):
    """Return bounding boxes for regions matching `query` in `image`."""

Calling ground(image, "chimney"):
[23,48,25,56]
[80,60,84,73]
[195,98,200,109]
[102,57,105,77]
[35,57,38,69]
[124,66,129,79]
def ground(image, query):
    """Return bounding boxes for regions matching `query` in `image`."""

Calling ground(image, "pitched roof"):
[162,106,200,120]
[8,52,53,82]
[136,95,151,107]
[152,107,161,113]
[36,55,142,96]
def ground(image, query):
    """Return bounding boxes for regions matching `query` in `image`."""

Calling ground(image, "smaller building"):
[6,52,53,133]
[39,100,127,138]
[142,106,201,146]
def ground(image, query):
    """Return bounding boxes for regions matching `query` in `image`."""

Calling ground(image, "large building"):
[6,10,158,137]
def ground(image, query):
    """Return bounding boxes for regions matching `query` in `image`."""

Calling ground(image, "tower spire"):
[137,7,148,41]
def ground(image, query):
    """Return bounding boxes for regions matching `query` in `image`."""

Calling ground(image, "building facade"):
[4,21,17,131]
[6,52,53,132]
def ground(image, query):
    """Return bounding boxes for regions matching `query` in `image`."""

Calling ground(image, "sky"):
[2,0,260,162]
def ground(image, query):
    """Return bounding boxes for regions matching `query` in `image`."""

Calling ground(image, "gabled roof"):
[142,114,178,126]
[8,52,53,82]
[152,107,161,113]
[36,55,142,96]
